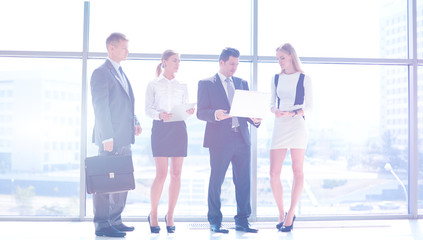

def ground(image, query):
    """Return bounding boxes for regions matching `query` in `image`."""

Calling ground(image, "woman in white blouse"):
[145,50,195,234]
[269,43,313,232]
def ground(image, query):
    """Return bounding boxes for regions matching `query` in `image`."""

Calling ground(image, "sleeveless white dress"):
[269,72,313,149]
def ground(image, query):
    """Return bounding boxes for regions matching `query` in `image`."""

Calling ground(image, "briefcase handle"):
[101,151,120,156]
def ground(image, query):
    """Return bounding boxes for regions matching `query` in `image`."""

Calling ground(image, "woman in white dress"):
[269,43,313,232]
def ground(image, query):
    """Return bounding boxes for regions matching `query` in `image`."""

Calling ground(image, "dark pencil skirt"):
[151,120,188,157]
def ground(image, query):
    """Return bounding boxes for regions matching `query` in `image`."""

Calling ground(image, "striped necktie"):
[118,66,129,94]
[225,78,240,128]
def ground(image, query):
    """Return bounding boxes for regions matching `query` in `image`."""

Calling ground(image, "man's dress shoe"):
[235,223,258,233]
[210,224,229,233]
[95,226,126,237]
[114,223,135,232]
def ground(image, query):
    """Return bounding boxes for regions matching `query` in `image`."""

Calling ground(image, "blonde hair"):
[276,43,304,74]
[156,50,178,77]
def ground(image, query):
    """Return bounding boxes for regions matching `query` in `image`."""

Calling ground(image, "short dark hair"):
[219,47,240,62]
[106,32,128,49]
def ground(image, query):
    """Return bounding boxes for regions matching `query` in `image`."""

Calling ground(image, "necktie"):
[225,78,240,128]
[118,66,129,94]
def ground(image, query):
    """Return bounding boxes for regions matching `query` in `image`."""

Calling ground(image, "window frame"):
[0,0,420,221]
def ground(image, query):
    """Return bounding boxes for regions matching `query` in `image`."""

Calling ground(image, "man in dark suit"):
[197,47,261,233]
[90,32,142,237]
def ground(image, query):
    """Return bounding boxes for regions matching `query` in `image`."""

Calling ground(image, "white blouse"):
[270,72,313,116]
[145,74,189,120]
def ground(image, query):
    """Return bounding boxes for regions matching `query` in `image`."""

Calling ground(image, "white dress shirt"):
[107,57,128,93]
[102,58,128,144]
[145,74,189,120]
[214,72,235,121]
[218,72,234,99]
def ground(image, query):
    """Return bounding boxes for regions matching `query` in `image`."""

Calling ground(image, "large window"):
[89,0,252,55]
[416,1,423,216]
[0,0,421,219]
[0,1,83,51]
[85,59,251,217]
[418,66,423,214]
[0,58,81,216]
[259,0,407,58]
[257,63,409,216]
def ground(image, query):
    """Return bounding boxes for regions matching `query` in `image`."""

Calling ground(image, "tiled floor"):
[0,219,422,240]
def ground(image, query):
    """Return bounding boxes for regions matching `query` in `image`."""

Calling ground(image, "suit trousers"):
[207,131,251,225]
[93,145,132,231]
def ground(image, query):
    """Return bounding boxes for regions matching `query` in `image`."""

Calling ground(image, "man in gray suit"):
[90,32,142,237]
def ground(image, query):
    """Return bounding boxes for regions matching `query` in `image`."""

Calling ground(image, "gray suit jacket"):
[90,59,138,148]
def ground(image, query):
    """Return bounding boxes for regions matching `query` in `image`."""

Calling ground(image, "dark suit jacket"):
[197,74,259,148]
[90,59,137,148]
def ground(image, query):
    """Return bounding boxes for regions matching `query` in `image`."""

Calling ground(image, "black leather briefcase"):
[85,154,135,194]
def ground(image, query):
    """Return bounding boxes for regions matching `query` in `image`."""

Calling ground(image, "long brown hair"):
[156,50,178,77]
[276,43,304,74]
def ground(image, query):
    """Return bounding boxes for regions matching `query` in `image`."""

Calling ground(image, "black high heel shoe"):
[280,214,296,232]
[148,214,161,234]
[165,215,175,233]
[276,221,284,229]
[276,212,287,229]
